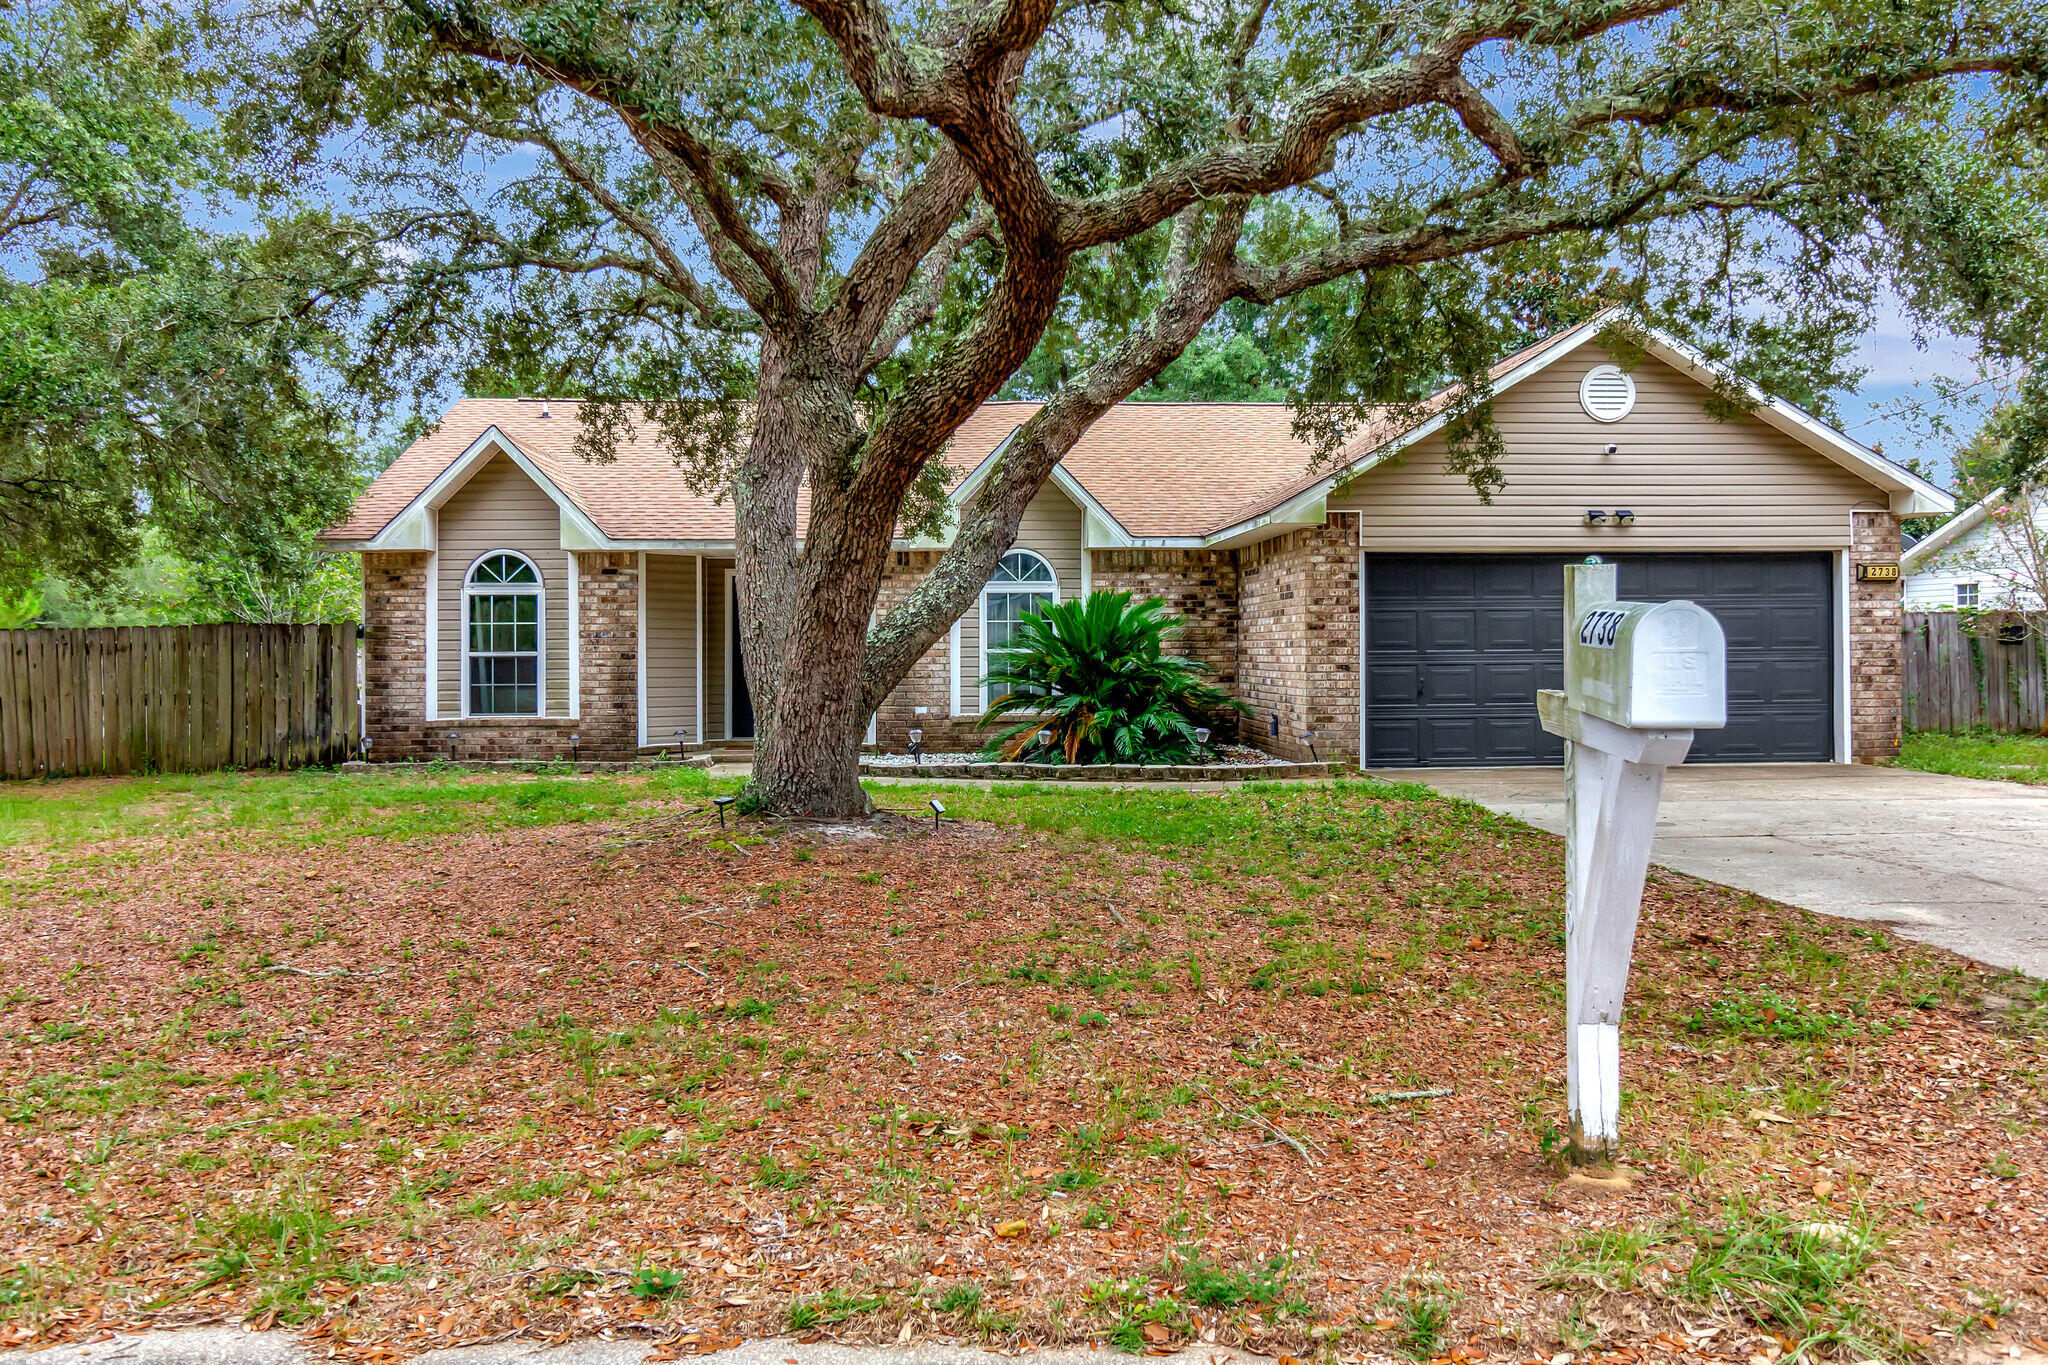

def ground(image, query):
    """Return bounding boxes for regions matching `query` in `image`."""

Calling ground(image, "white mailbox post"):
[1538,561,1726,1167]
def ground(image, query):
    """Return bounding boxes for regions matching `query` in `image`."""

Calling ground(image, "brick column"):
[362,551,431,759]
[871,551,972,751]
[1235,520,1359,765]
[576,551,640,760]
[1849,511,1905,762]
[1090,548,1242,741]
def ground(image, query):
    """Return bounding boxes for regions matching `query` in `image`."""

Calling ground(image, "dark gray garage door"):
[1364,553,1834,766]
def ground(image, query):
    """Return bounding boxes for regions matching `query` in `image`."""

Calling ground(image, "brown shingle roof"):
[321,315,1607,546]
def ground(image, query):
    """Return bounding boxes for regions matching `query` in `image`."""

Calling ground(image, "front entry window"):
[466,551,541,715]
[982,550,1056,708]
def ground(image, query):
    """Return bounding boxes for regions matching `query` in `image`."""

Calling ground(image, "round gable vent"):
[1579,364,1637,422]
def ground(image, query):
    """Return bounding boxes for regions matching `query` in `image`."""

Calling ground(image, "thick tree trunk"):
[734,369,892,818]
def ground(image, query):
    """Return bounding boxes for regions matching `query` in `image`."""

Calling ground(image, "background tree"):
[0,0,370,604]
[271,0,2048,815]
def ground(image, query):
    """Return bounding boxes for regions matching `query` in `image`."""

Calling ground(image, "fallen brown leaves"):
[0,776,2042,1365]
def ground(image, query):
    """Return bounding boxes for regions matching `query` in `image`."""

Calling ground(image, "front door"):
[729,581,755,739]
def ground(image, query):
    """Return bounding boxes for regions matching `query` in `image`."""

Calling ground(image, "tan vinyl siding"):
[643,554,700,745]
[956,482,1084,713]
[436,456,569,716]
[704,560,730,739]
[1328,345,1880,550]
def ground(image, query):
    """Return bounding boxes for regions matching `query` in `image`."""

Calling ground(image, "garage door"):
[1364,554,1834,766]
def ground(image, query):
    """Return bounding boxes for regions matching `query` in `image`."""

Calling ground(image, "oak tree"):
[276,0,2048,813]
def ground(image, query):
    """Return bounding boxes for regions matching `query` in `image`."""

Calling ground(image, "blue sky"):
[1832,291,1995,484]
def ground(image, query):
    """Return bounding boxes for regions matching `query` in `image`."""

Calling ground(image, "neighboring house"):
[1901,486,2048,612]
[319,315,1953,769]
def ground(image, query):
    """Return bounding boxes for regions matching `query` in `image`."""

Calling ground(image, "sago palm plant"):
[977,590,1247,764]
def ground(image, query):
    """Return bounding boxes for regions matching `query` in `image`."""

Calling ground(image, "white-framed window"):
[465,550,543,715]
[982,549,1057,708]
[1956,582,1981,609]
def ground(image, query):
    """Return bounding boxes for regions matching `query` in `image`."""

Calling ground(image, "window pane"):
[989,551,1054,586]
[473,553,538,585]
[984,589,1053,705]
[469,655,539,715]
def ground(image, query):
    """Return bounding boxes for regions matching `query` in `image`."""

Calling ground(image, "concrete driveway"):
[1374,762,2048,977]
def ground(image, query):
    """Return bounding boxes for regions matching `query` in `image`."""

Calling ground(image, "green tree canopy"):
[0,0,371,598]
[258,0,2048,812]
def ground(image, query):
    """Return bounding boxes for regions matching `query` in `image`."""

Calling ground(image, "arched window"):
[982,549,1056,708]
[465,551,542,716]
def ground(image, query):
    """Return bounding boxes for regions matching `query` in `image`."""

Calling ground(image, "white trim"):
[978,548,1058,715]
[1356,545,1368,768]
[721,565,733,741]
[423,550,439,720]
[1834,546,1853,764]
[1901,489,2003,571]
[567,552,581,719]
[459,548,546,719]
[1080,548,1092,597]
[949,618,962,717]
[1193,311,1956,547]
[1632,329,1953,516]
[636,551,648,749]
[693,553,705,745]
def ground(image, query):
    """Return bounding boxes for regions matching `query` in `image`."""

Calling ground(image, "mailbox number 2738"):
[1577,608,1628,649]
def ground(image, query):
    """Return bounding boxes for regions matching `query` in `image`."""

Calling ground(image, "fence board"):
[1903,611,2047,735]
[0,624,360,779]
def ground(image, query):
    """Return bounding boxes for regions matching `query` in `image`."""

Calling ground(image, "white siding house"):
[1902,487,2048,611]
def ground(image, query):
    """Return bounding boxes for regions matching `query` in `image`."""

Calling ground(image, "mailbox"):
[1563,566,1727,730]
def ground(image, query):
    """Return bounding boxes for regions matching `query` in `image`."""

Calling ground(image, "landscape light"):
[712,794,737,828]
[1301,732,1319,761]
[908,727,923,770]
[1194,727,1211,746]
[928,798,945,830]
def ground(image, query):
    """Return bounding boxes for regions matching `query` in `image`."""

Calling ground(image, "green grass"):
[1897,729,2048,785]
[0,765,727,856]
[1541,1202,1898,1358]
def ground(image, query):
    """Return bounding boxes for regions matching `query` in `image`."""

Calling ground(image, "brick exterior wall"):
[1090,548,1242,742]
[1849,511,1905,763]
[870,551,978,753]
[362,551,429,757]
[360,550,639,762]
[1236,520,1360,765]
[576,552,641,760]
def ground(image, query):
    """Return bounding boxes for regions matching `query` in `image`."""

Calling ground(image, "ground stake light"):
[928,798,945,831]
[908,727,923,772]
[712,795,736,829]
[1538,559,1726,1167]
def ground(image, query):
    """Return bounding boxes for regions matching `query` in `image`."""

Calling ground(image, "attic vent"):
[1579,364,1636,422]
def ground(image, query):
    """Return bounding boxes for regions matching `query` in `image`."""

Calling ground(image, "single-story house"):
[1901,486,2047,611]
[319,315,1953,768]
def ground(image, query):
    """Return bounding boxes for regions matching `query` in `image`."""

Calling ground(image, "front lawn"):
[1898,729,2048,785]
[1,769,2043,1361]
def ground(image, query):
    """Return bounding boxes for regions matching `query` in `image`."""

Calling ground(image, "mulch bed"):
[1,779,2044,1363]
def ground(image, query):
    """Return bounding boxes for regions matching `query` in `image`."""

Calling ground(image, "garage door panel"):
[1366,552,1833,766]
[1426,663,1479,706]
[1420,611,1476,651]
[1480,608,1543,651]
[1368,664,1421,705]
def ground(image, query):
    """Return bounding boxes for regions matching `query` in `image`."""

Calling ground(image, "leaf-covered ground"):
[1,769,2044,1363]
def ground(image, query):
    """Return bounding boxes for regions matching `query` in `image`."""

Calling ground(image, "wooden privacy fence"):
[0,625,360,779]
[1903,611,2047,735]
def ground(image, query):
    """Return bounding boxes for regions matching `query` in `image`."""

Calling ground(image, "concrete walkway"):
[1374,763,2048,977]
[60,1328,1276,1365]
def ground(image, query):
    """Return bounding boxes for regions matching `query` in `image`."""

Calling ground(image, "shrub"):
[977,590,1246,765]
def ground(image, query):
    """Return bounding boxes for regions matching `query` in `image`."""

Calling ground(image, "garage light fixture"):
[1615,509,1636,526]
[1585,509,1608,525]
